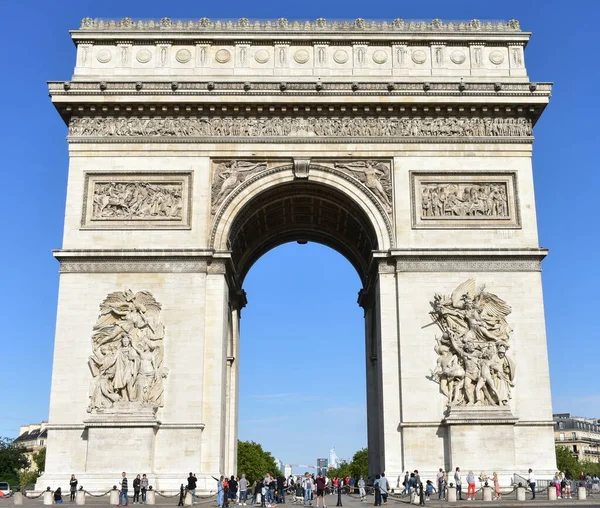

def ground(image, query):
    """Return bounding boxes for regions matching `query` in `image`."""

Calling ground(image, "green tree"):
[556,445,580,477]
[348,448,369,479]
[327,462,351,480]
[237,440,281,484]
[18,470,39,489]
[0,438,30,486]
[33,448,46,474]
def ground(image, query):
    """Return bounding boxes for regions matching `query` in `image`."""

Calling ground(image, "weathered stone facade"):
[41,17,555,492]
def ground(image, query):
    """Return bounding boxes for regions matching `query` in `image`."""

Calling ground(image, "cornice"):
[75,17,525,35]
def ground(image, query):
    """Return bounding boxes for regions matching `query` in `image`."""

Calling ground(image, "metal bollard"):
[75,490,85,505]
[13,492,24,505]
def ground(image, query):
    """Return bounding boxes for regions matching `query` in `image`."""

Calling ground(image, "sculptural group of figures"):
[429,279,516,407]
[210,160,393,212]
[92,182,183,220]
[69,116,532,138]
[421,183,509,218]
[87,290,168,412]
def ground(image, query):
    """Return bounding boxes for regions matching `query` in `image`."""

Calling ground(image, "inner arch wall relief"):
[43,17,555,492]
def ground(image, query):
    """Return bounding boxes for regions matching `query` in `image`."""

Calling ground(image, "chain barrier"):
[82,489,114,497]
[23,491,45,499]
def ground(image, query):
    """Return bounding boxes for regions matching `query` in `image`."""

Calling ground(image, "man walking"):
[118,472,129,507]
[358,476,366,502]
[436,469,445,501]
[528,469,536,500]
[454,467,462,501]
[187,473,198,505]
[380,474,389,505]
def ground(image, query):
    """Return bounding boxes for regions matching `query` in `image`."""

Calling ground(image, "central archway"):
[213,162,396,477]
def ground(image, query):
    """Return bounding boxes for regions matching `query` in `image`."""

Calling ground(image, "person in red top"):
[315,473,327,508]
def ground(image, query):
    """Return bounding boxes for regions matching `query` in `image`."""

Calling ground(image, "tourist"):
[528,468,536,500]
[562,474,572,499]
[254,477,263,506]
[294,480,303,504]
[118,472,129,507]
[358,476,366,502]
[69,475,78,502]
[373,474,381,506]
[403,472,410,496]
[141,474,149,504]
[380,474,389,505]
[425,480,435,501]
[187,473,198,505]
[239,475,248,506]
[454,467,462,500]
[492,472,501,500]
[276,474,286,504]
[54,487,63,504]
[302,473,312,506]
[229,476,238,505]
[554,472,561,498]
[133,474,141,504]
[314,472,326,508]
[436,469,444,500]
[466,471,475,500]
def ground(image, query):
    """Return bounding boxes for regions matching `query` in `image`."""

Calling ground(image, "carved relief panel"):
[411,172,520,229]
[81,172,192,229]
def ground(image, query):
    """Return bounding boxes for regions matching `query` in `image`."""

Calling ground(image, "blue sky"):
[1,0,599,471]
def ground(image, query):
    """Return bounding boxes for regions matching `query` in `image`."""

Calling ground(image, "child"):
[425,480,435,501]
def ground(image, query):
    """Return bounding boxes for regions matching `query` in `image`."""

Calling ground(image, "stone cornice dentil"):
[77,17,523,34]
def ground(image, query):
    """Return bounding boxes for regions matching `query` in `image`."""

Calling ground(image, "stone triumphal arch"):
[42,17,555,491]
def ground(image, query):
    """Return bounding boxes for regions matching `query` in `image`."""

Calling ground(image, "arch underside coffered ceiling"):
[210,163,394,285]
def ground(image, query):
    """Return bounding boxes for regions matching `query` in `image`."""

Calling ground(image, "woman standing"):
[133,474,141,504]
[69,475,78,502]
[466,471,476,501]
[492,472,501,500]
[554,472,562,499]
[140,474,149,504]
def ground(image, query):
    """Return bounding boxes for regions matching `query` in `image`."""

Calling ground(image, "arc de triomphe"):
[42,17,555,491]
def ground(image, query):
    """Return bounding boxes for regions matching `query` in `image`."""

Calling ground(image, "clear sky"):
[1,0,599,472]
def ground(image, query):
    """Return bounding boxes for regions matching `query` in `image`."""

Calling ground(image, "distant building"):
[554,413,600,463]
[329,448,340,469]
[275,458,284,474]
[317,458,328,476]
[14,422,48,470]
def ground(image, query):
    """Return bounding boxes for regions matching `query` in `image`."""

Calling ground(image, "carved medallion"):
[215,48,232,63]
[489,50,505,65]
[372,50,388,64]
[294,49,310,64]
[254,49,270,64]
[136,49,152,64]
[175,48,192,63]
[411,49,427,64]
[333,50,349,64]
[428,279,516,407]
[96,49,112,63]
[450,50,466,65]
[87,290,168,413]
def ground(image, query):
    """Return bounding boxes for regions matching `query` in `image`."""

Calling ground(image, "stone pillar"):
[446,486,456,502]
[75,491,85,505]
[109,489,119,505]
[146,490,156,505]
[13,492,23,505]
[224,299,242,476]
[376,260,402,477]
[548,485,556,500]
[577,486,586,500]
[200,260,231,476]
[184,491,193,506]
[43,491,53,505]
[482,486,492,501]
[516,487,526,501]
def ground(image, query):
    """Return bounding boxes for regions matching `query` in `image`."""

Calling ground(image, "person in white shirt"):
[528,469,536,500]
[454,467,462,501]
